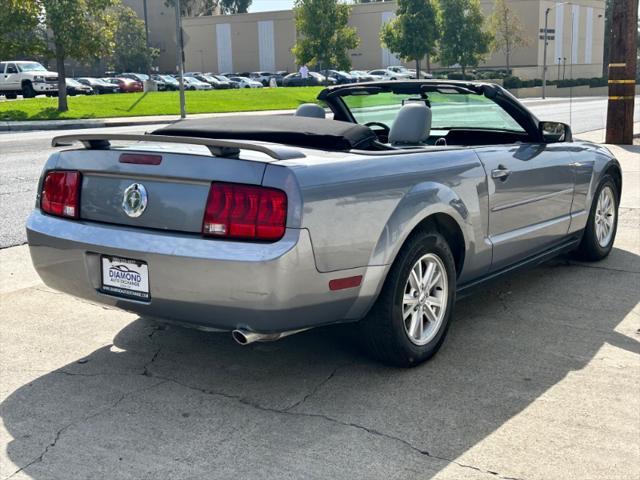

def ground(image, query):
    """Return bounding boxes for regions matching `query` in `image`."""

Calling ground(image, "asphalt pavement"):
[1,144,638,479]
[0,96,638,249]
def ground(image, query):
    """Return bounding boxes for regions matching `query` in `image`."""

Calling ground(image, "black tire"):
[5,93,17,99]
[359,229,457,367]
[574,175,619,261]
[22,82,36,98]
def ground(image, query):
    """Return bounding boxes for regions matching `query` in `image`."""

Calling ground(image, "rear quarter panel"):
[274,148,491,283]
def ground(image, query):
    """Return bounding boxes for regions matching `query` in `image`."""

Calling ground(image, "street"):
[1,96,638,249]
[1,141,638,479]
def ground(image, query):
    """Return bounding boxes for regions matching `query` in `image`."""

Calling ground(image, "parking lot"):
[0,143,638,479]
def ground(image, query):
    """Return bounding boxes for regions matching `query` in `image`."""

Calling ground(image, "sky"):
[249,0,295,13]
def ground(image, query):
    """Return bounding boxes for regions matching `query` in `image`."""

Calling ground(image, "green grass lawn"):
[0,87,325,121]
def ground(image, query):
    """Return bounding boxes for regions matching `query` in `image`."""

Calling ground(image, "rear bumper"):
[26,211,382,332]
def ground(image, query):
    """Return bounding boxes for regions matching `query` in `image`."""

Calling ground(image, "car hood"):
[32,71,58,77]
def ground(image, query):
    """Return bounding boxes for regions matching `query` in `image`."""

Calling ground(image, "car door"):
[0,63,6,90]
[3,63,20,90]
[475,142,575,271]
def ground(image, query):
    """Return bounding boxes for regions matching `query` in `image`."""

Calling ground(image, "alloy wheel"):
[402,253,448,346]
[594,186,616,247]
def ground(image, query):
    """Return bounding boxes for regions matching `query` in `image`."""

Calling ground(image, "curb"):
[0,109,296,133]
[0,118,174,132]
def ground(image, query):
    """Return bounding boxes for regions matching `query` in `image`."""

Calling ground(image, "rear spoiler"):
[51,133,306,161]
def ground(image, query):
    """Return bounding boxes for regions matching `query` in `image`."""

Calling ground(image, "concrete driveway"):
[1,145,638,480]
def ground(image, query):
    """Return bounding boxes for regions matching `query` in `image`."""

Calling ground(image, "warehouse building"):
[126,0,606,80]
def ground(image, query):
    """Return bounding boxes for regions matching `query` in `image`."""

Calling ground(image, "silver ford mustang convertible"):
[27,81,622,366]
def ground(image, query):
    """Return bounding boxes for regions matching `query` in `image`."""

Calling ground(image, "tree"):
[0,1,46,59]
[488,0,530,73]
[111,5,159,73]
[292,0,360,76]
[380,0,439,77]
[0,0,117,112]
[164,0,251,17]
[44,0,117,112]
[437,0,492,77]
[220,0,252,14]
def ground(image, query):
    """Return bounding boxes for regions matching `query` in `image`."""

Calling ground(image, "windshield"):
[342,90,524,132]
[18,62,47,72]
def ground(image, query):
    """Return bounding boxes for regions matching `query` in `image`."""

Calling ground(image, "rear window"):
[343,91,524,132]
[0,63,5,73]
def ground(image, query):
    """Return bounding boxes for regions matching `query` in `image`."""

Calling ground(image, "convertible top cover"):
[152,115,377,151]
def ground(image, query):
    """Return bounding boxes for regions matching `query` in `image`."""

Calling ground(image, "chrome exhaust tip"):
[231,328,309,346]
[232,329,256,345]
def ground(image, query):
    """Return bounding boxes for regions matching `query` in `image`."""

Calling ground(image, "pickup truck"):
[26,80,621,366]
[0,61,58,99]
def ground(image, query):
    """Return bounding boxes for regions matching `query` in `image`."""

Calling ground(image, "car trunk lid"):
[54,144,278,234]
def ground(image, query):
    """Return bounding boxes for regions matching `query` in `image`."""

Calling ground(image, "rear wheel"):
[360,230,456,367]
[575,175,619,261]
[5,93,17,99]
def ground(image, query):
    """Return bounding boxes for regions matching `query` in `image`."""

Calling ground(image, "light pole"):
[542,7,551,99]
[174,0,186,119]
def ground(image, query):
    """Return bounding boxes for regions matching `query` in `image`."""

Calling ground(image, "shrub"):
[446,71,477,80]
[503,75,522,89]
[588,77,608,87]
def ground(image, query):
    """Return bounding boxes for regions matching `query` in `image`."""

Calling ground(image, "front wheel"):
[575,175,619,261]
[22,82,36,98]
[359,230,456,367]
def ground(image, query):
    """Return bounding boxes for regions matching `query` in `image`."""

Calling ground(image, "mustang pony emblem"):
[122,183,148,218]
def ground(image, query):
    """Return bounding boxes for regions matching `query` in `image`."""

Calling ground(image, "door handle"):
[491,166,511,180]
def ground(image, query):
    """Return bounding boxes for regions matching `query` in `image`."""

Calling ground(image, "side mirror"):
[540,121,572,143]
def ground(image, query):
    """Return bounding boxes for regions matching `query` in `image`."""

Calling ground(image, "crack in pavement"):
[5,344,524,480]
[3,380,167,480]
[144,372,524,480]
[5,313,526,480]
[283,363,351,412]
[559,260,639,275]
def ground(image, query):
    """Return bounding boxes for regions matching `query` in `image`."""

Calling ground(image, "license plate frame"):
[100,255,150,301]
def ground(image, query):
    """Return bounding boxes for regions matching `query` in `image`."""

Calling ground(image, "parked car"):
[103,77,143,93]
[65,78,93,96]
[326,70,355,84]
[349,70,378,82]
[228,76,263,88]
[76,77,120,94]
[368,69,411,81]
[387,66,417,79]
[189,73,232,89]
[152,74,179,91]
[249,71,282,86]
[282,71,336,87]
[211,75,237,88]
[406,69,433,79]
[28,80,621,367]
[183,76,213,90]
[120,73,166,91]
[0,61,58,99]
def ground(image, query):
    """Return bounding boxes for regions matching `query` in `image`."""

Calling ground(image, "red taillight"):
[203,182,287,241]
[41,170,81,219]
